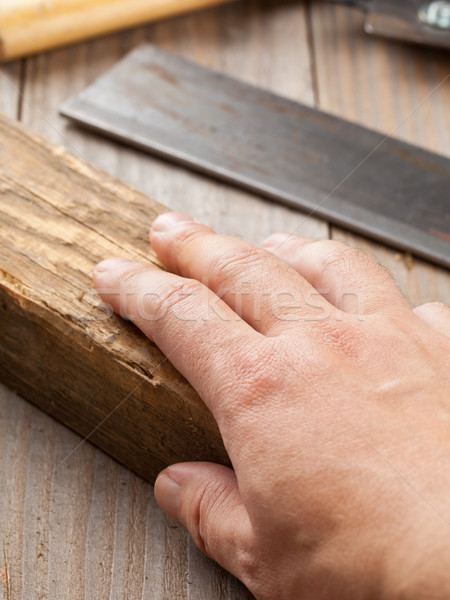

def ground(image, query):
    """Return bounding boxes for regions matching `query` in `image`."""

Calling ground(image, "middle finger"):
[150,212,337,336]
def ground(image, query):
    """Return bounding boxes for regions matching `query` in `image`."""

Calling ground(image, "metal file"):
[61,44,450,268]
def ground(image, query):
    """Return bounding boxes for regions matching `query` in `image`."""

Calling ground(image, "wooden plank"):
[310,2,450,307]
[0,385,34,600]
[0,381,181,600]
[2,3,319,600]
[0,112,228,481]
[0,60,21,117]
[310,3,450,144]
[0,58,21,600]
[0,0,322,600]
[21,0,324,242]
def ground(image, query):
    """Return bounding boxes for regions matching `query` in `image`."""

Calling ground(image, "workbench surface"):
[0,1,449,598]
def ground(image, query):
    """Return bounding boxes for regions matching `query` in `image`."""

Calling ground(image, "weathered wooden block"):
[0,112,228,482]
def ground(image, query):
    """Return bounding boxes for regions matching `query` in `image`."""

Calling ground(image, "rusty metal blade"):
[60,44,450,268]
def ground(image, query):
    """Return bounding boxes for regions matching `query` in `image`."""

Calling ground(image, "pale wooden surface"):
[0,1,449,598]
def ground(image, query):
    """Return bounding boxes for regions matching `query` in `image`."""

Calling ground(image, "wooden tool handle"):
[0,0,236,62]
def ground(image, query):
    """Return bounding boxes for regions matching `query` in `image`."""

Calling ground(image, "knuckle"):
[320,244,373,275]
[161,278,202,309]
[173,226,208,253]
[235,547,259,587]
[186,480,234,557]
[209,246,265,287]
[172,228,216,273]
[117,268,150,318]
[152,278,203,315]
[115,268,205,323]
[317,244,398,308]
[316,320,362,359]
[119,265,147,290]
[231,342,287,403]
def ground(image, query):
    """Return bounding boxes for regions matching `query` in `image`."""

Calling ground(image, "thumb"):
[154,462,253,578]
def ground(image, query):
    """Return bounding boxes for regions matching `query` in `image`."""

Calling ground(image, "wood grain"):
[1,2,448,599]
[1,3,320,599]
[0,111,231,481]
[0,60,21,117]
[21,0,325,243]
[0,57,20,600]
[0,0,237,61]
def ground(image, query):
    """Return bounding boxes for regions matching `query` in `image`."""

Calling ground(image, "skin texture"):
[93,212,450,600]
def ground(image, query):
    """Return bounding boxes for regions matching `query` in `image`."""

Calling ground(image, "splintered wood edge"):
[0,112,229,481]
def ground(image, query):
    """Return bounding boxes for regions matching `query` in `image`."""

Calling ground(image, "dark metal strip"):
[61,44,450,268]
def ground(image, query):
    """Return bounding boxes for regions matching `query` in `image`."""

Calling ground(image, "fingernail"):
[154,474,181,522]
[94,257,131,273]
[152,212,195,233]
[262,233,291,249]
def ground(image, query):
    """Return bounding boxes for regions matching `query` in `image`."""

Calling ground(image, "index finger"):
[93,257,261,429]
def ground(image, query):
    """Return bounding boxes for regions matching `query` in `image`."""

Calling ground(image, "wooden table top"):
[0,1,449,598]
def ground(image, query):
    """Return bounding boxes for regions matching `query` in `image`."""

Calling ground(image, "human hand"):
[93,212,450,600]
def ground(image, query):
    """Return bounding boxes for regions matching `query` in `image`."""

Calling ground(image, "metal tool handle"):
[331,0,450,48]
